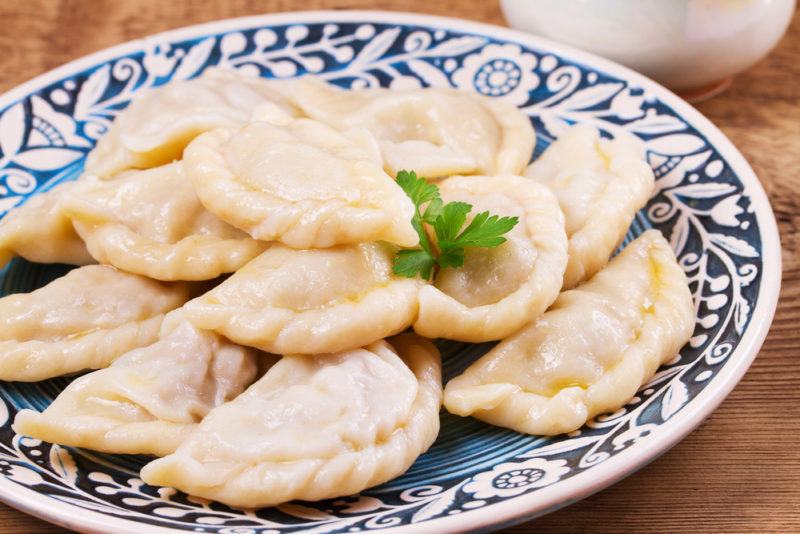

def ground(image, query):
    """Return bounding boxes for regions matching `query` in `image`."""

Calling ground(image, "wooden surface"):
[0,1,797,532]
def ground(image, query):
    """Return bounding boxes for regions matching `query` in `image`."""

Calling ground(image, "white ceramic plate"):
[0,11,781,533]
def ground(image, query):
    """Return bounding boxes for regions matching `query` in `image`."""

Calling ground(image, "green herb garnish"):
[392,170,519,280]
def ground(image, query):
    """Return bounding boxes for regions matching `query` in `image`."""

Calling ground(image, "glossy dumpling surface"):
[525,124,655,288]
[183,107,417,248]
[85,68,297,178]
[13,311,259,456]
[413,175,568,342]
[444,230,695,435]
[0,181,93,268]
[286,77,535,178]
[184,243,423,354]
[62,162,267,281]
[0,265,190,381]
[141,334,442,508]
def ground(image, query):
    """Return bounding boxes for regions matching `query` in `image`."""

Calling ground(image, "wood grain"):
[0,1,798,532]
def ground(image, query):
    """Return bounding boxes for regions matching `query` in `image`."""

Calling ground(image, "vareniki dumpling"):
[13,311,259,456]
[444,230,694,436]
[183,108,417,248]
[413,175,568,342]
[62,162,267,281]
[85,68,298,178]
[0,265,190,382]
[286,77,535,178]
[141,334,442,508]
[525,124,655,288]
[184,243,423,355]
[0,181,94,269]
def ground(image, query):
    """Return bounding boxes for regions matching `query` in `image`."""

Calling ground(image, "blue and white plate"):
[0,11,781,533]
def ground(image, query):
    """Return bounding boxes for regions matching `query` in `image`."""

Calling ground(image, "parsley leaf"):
[392,170,519,280]
[455,211,519,249]
[433,201,471,243]
[437,247,466,269]
[396,170,440,207]
[394,249,437,280]
[421,197,443,224]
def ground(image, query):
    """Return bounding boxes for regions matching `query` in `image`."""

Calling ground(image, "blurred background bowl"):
[501,0,795,98]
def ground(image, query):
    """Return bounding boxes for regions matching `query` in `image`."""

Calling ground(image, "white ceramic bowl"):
[501,0,795,92]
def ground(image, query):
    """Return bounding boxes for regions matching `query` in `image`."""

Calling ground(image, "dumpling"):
[85,68,297,178]
[140,334,442,508]
[284,77,535,178]
[0,265,190,382]
[525,124,655,289]
[443,230,694,436]
[413,175,568,342]
[184,243,423,355]
[182,107,417,248]
[61,162,267,281]
[13,311,260,456]
[0,181,93,268]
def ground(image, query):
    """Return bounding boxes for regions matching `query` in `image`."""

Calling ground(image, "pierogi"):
[284,77,535,178]
[182,108,417,248]
[0,181,93,269]
[62,162,267,281]
[184,243,423,355]
[140,334,442,508]
[0,265,189,382]
[13,311,259,456]
[443,230,694,435]
[85,68,297,178]
[525,124,655,288]
[413,175,568,342]
[0,70,700,510]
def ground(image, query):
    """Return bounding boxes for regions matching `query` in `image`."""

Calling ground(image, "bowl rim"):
[0,9,782,534]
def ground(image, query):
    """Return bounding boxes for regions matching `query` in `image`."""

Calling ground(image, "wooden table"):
[0,1,797,532]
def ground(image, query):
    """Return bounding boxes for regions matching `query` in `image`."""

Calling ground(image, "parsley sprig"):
[393,170,519,280]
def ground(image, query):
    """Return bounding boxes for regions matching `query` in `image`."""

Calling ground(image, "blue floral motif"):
[452,43,539,104]
[462,458,570,499]
[475,58,522,95]
[0,15,769,533]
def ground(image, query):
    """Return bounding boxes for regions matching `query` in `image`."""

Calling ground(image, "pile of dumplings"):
[0,68,695,509]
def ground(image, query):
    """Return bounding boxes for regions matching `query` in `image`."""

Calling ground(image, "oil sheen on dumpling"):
[413,175,568,343]
[0,265,190,382]
[0,181,93,268]
[140,334,442,508]
[184,243,423,355]
[444,230,694,436]
[85,68,297,178]
[285,77,535,178]
[61,162,267,281]
[13,311,259,456]
[182,107,417,248]
[525,124,655,289]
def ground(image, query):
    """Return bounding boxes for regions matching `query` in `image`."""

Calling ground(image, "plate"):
[0,10,781,533]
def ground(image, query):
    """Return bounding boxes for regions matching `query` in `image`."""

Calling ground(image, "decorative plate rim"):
[0,10,782,534]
